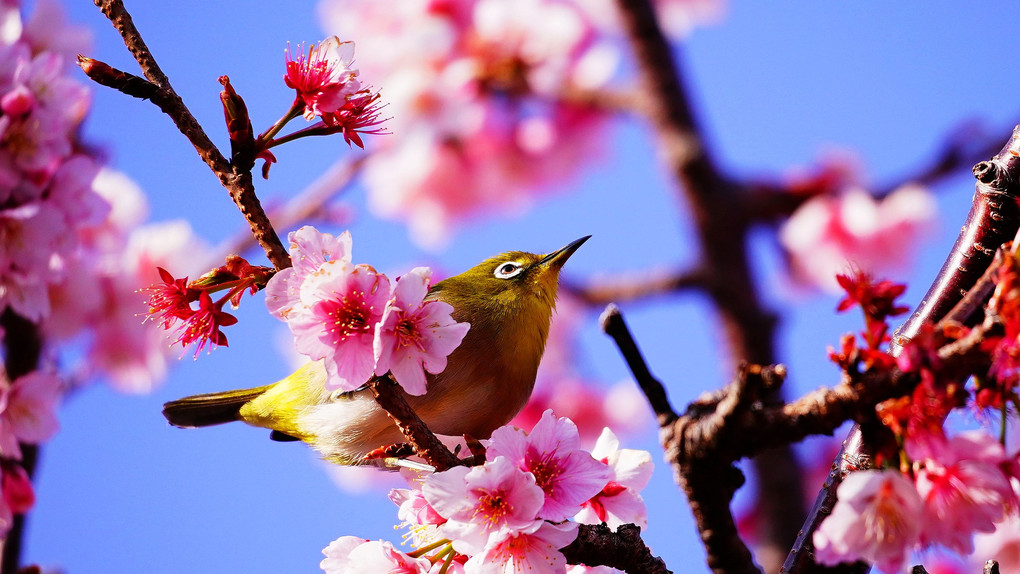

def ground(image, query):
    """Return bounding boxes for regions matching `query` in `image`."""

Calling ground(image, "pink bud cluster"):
[321,411,653,573]
[266,226,470,394]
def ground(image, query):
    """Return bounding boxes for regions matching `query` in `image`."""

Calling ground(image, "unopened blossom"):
[423,455,545,555]
[913,432,1015,554]
[0,371,61,460]
[285,37,363,124]
[320,536,430,574]
[464,520,578,574]
[780,184,936,293]
[813,469,923,574]
[487,409,609,521]
[576,428,653,530]
[0,463,34,534]
[373,267,470,395]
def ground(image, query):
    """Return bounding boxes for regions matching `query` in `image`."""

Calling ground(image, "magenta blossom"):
[487,409,609,521]
[285,37,363,124]
[422,455,544,555]
[914,432,1015,554]
[288,262,390,391]
[813,469,923,574]
[373,267,470,395]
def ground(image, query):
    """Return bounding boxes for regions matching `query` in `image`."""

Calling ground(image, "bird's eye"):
[493,261,524,279]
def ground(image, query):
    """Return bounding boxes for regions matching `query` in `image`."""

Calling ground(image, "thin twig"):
[565,268,710,306]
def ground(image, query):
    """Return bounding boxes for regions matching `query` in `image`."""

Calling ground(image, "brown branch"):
[599,304,678,426]
[785,125,1020,574]
[369,377,461,472]
[86,0,289,270]
[562,524,671,574]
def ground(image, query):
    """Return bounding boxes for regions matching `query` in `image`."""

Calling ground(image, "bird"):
[162,235,589,465]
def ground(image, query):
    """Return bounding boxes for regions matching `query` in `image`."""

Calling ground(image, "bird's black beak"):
[537,235,591,270]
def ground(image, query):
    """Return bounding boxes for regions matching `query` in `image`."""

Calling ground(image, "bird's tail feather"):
[162,385,275,428]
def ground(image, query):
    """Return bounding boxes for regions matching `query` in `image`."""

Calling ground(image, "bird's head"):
[432,236,590,321]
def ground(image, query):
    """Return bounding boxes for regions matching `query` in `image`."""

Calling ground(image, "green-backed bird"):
[162,236,589,465]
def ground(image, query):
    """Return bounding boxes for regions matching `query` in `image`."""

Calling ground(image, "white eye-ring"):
[493,261,525,279]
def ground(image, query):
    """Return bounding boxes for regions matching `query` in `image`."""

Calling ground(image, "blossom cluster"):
[816,268,1020,572]
[321,411,653,573]
[778,157,936,293]
[318,0,720,248]
[266,226,470,393]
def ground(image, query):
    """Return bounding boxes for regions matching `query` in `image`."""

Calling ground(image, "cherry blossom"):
[487,409,610,521]
[813,469,923,574]
[266,225,353,321]
[422,455,545,555]
[576,427,652,530]
[780,184,936,292]
[0,463,33,534]
[913,432,1015,554]
[464,520,578,574]
[285,37,363,124]
[320,536,431,574]
[373,267,470,395]
[0,371,61,460]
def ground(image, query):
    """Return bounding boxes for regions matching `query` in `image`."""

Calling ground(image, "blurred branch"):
[83,0,289,270]
[612,0,803,570]
[0,311,43,574]
[784,125,1020,574]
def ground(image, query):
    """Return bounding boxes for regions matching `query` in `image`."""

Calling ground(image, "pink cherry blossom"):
[971,514,1020,574]
[422,455,545,555]
[487,409,609,521]
[0,370,61,460]
[914,432,1015,554]
[575,428,652,530]
[464,520,578,574]
[266,225,353,321]
[320,536,430,574]
[0,463,34,534]
[389,485,448,547]
[567,566,625,574]
[373,267,470,395]
[288,262,390,390]
[780,184,936,292]
[285,37,363,124]
[813,469,923,574]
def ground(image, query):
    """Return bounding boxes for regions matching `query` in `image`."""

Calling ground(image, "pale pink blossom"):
[487,409,610,521]
[914,432,1015,554]
[780,184,936,292]
[266,226,353,321]
[423,456,545,555]
[0,371,61,460]
[389,485,447,547]
[320,536,430,574]
[18,0,93,63]
[813,469,923,574]
[971,514,1020,573]
[464,520,578,574]
[373,267,470,395]
[576,428,652,530]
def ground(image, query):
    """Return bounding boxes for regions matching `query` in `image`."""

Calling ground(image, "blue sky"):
[20,2,1020,572]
